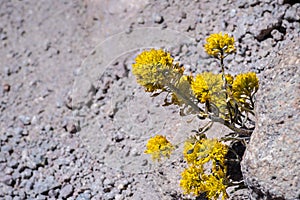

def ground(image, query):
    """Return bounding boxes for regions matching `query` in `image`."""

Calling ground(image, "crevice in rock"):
[282,0,299,5]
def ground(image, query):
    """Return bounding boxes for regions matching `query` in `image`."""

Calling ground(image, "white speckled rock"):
[242,38,300,200]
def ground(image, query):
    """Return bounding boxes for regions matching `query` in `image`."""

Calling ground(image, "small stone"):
[0,153,6,163]
[1,175,14,186]
[11,65,21,74]
[36,194,47,200]
[1,145,13,154]
[141,159,148,166]
[187,23,196,31]
[14,127,23,135]
[4,196,13,200]
[59,184,73,199]
[12,171,21,180]
[76,191,91,200]
[121,179,129,187]
[71,79,95,109]
[8,159,19,169]
[102,192,114,200]
[161,23,168,29]
[180,12,187,19]
[22,168,32,179]
[123,189,133,197]
[56,99,64,108]
[271,29,283,41]
[0,133,8,142]
[21,129,29,136]
[5,167,14,175]
[44,41,51,51]
[153,14,164,24]
[4,67,11,76]
[18,190,26,199]
[90,103,100,115]
[195,35,202,42]
[32,154,47,168]
[3,83,10,92]
[175,17,182,23]
[25,180,34,191]
[137,17,145,24]
[115,194,124,200]
[103,178,114,186]
[125,26,133,34]
[229,9,237,17]
[34,181,50,194]
[43,124,53,132]
[31,115,39,125]
[13,195,21,200]
[67,123,77,134]
[117,184,124,190]
[25,158,37,170]
[130,148,140,157]
[284,6,300,22]
[0,31,7,40]
[19,115,31,126]
[49,189,59,198]
[113,132,124,142]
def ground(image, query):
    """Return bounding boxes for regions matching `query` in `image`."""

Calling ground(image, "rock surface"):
[242,38,300,200]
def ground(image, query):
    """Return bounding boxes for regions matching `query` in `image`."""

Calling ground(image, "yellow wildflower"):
[191,72,234,118]
[180,163,228,199]
[132,49,176,92]
[191,72,223,103]
[202,174,229,200]
[183,138,228,166]
[144,135,174,161]
[204,32,236,58]
[180,164,205,196]
[181,138,229,199]
[183,137,199,165]
[191,72,211,103]
[232,72,259,107]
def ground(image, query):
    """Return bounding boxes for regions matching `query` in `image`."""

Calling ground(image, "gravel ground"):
[0,0,299,200]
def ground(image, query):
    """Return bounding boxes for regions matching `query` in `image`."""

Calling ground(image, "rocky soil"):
[0,0,299,200]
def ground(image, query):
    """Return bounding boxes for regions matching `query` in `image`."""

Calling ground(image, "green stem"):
[220,53,234,121]
[162,69,253,136]
[209,115,253,136]
[166,81,205,114]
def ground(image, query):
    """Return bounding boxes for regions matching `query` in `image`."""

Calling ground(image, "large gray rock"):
[241,39,300,200]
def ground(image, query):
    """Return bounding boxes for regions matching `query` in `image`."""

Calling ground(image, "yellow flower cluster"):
[191,72,223,103]
[201,173,229,200]
[204,32,236,58]
[232,72,259,107]
[180,164,205,196]
[180,138,229,199]
[191,71,259,117]
[180,165,228,199]
[183,138,228,167]
[132,49,180,92]
[144,135,174,161]
[191,72,233,118]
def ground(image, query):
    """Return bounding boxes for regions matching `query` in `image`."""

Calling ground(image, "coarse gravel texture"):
[0,0,299,200]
